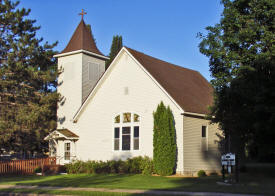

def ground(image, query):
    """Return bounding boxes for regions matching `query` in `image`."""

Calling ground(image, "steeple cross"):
[79,9,87,20]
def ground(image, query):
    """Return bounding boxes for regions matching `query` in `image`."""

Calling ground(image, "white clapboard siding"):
[71,50,184,173]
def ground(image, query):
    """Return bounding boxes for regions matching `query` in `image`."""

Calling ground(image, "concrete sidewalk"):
[0,184,263,196]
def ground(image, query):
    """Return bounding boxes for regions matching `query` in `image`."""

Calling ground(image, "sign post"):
[221,153,236,183]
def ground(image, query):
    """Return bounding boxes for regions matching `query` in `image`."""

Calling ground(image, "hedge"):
[65,156,153,175]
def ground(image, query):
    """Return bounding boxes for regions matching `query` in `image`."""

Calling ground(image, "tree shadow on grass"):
[14,174,131,188]
[143,175,275,196]
[0,175,45,184]
[3,173,274,195]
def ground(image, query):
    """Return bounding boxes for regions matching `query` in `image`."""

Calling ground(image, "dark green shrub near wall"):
[197,170,207,177]
[153,102,177,176]
[127,156,143,173]
[33,165,66,175]
[140,156,154,175]
[65,156,153,175]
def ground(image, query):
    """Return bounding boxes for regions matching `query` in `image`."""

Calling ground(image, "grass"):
[0,189,133,196]
[0,172,274,195]
[0,188,191,196]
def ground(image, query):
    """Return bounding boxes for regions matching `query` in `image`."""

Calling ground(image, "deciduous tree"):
[199,0,275,161]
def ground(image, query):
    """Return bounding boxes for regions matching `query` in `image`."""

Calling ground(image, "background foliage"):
[0,0,58,157]
[199,0,275,162]
[105,35,123,69]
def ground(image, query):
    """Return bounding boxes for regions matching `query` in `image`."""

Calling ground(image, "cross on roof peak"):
[79,9,87,20]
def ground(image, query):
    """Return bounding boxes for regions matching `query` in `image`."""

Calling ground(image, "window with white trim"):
[122,127,131,150]
[114,127,120,150]
[133,126,139,150]
[114,113,140,151]
[49,140,57,157]
[64,142,71,160]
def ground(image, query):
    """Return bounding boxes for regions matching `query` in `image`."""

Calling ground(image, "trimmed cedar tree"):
[153,102,177,176]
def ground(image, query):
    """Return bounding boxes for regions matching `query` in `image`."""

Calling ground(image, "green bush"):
[43,165,66,175]
[107,160,119,173]
[65,156,153,175]
[95,161,110,173]
[127,156,143,173]
[140,156,154,175]
[65,160,87,174]
[34,166,42,173]
[117,160,129,174]
[197,170,207,177]
[85,161,96,174]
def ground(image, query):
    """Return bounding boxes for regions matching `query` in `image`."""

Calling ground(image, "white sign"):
[221,153,235,166]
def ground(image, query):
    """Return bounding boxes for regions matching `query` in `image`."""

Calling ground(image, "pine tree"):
[105,35,123,69]
[153,102,177,176]
[0,0,58,158]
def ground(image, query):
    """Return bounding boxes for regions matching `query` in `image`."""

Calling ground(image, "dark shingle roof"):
[61,20,104,56]
[58,129,79,138]
[126,47,213,114]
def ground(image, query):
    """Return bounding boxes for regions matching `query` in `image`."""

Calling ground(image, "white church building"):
[45,18,221,175]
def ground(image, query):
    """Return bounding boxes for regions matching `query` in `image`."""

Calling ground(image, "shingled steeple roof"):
[61,19,104,56]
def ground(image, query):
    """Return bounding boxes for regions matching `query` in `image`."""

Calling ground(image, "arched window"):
[113,112,140,151]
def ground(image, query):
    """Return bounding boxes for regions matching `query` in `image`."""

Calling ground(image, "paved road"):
[0,185,264,196]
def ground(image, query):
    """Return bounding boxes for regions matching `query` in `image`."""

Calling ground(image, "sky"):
[18,0,224,81]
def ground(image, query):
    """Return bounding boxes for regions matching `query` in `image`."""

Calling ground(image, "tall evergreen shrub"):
[153,102,177,176]
[105,35,123,69]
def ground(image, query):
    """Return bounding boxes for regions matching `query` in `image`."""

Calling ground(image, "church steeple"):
[56,14,107,129]
[61,19,104,56]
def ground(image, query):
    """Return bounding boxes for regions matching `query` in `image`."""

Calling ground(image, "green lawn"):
[0,172,274,195]
[0,189,133,196]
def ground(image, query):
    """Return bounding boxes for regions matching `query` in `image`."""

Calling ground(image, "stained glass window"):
[134,114,140,122]
[123,113,131,123]
[114,115,120,123]
[114,113,140,151]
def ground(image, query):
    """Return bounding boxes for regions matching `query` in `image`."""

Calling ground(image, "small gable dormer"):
[55,18,109,128]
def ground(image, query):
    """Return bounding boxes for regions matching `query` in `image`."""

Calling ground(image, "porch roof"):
[44,129,79,140]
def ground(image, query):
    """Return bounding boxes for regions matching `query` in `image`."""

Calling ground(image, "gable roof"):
[60,19,104,56]
[58,129,79,138]
[125,47,213,114]
[44,129,79,140]
[73,47,213,121]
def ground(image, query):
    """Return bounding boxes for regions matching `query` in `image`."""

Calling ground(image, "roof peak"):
[60,19,104,56]
[124,46,198,73]
[124,46,213,114]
